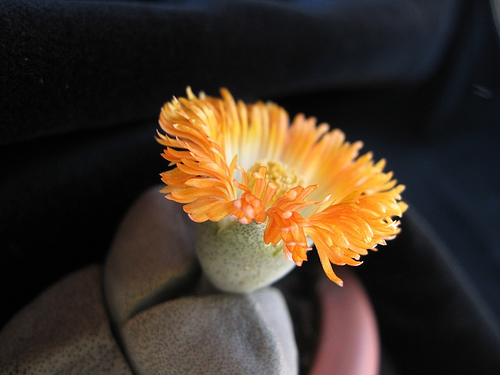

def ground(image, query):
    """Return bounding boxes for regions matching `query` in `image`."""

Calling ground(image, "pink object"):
[310,270,380,375]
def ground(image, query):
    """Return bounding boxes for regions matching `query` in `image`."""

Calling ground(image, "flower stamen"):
[247,160,304,202]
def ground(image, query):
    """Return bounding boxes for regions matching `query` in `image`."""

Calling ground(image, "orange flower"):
[157,88,407,286]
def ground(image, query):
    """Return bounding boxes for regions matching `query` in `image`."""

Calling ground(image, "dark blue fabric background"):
[1,0,499,373]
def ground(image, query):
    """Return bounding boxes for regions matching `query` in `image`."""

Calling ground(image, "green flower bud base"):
[195,219,296,293]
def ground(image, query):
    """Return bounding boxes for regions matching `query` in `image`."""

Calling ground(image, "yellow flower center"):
[247,160,304,199]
